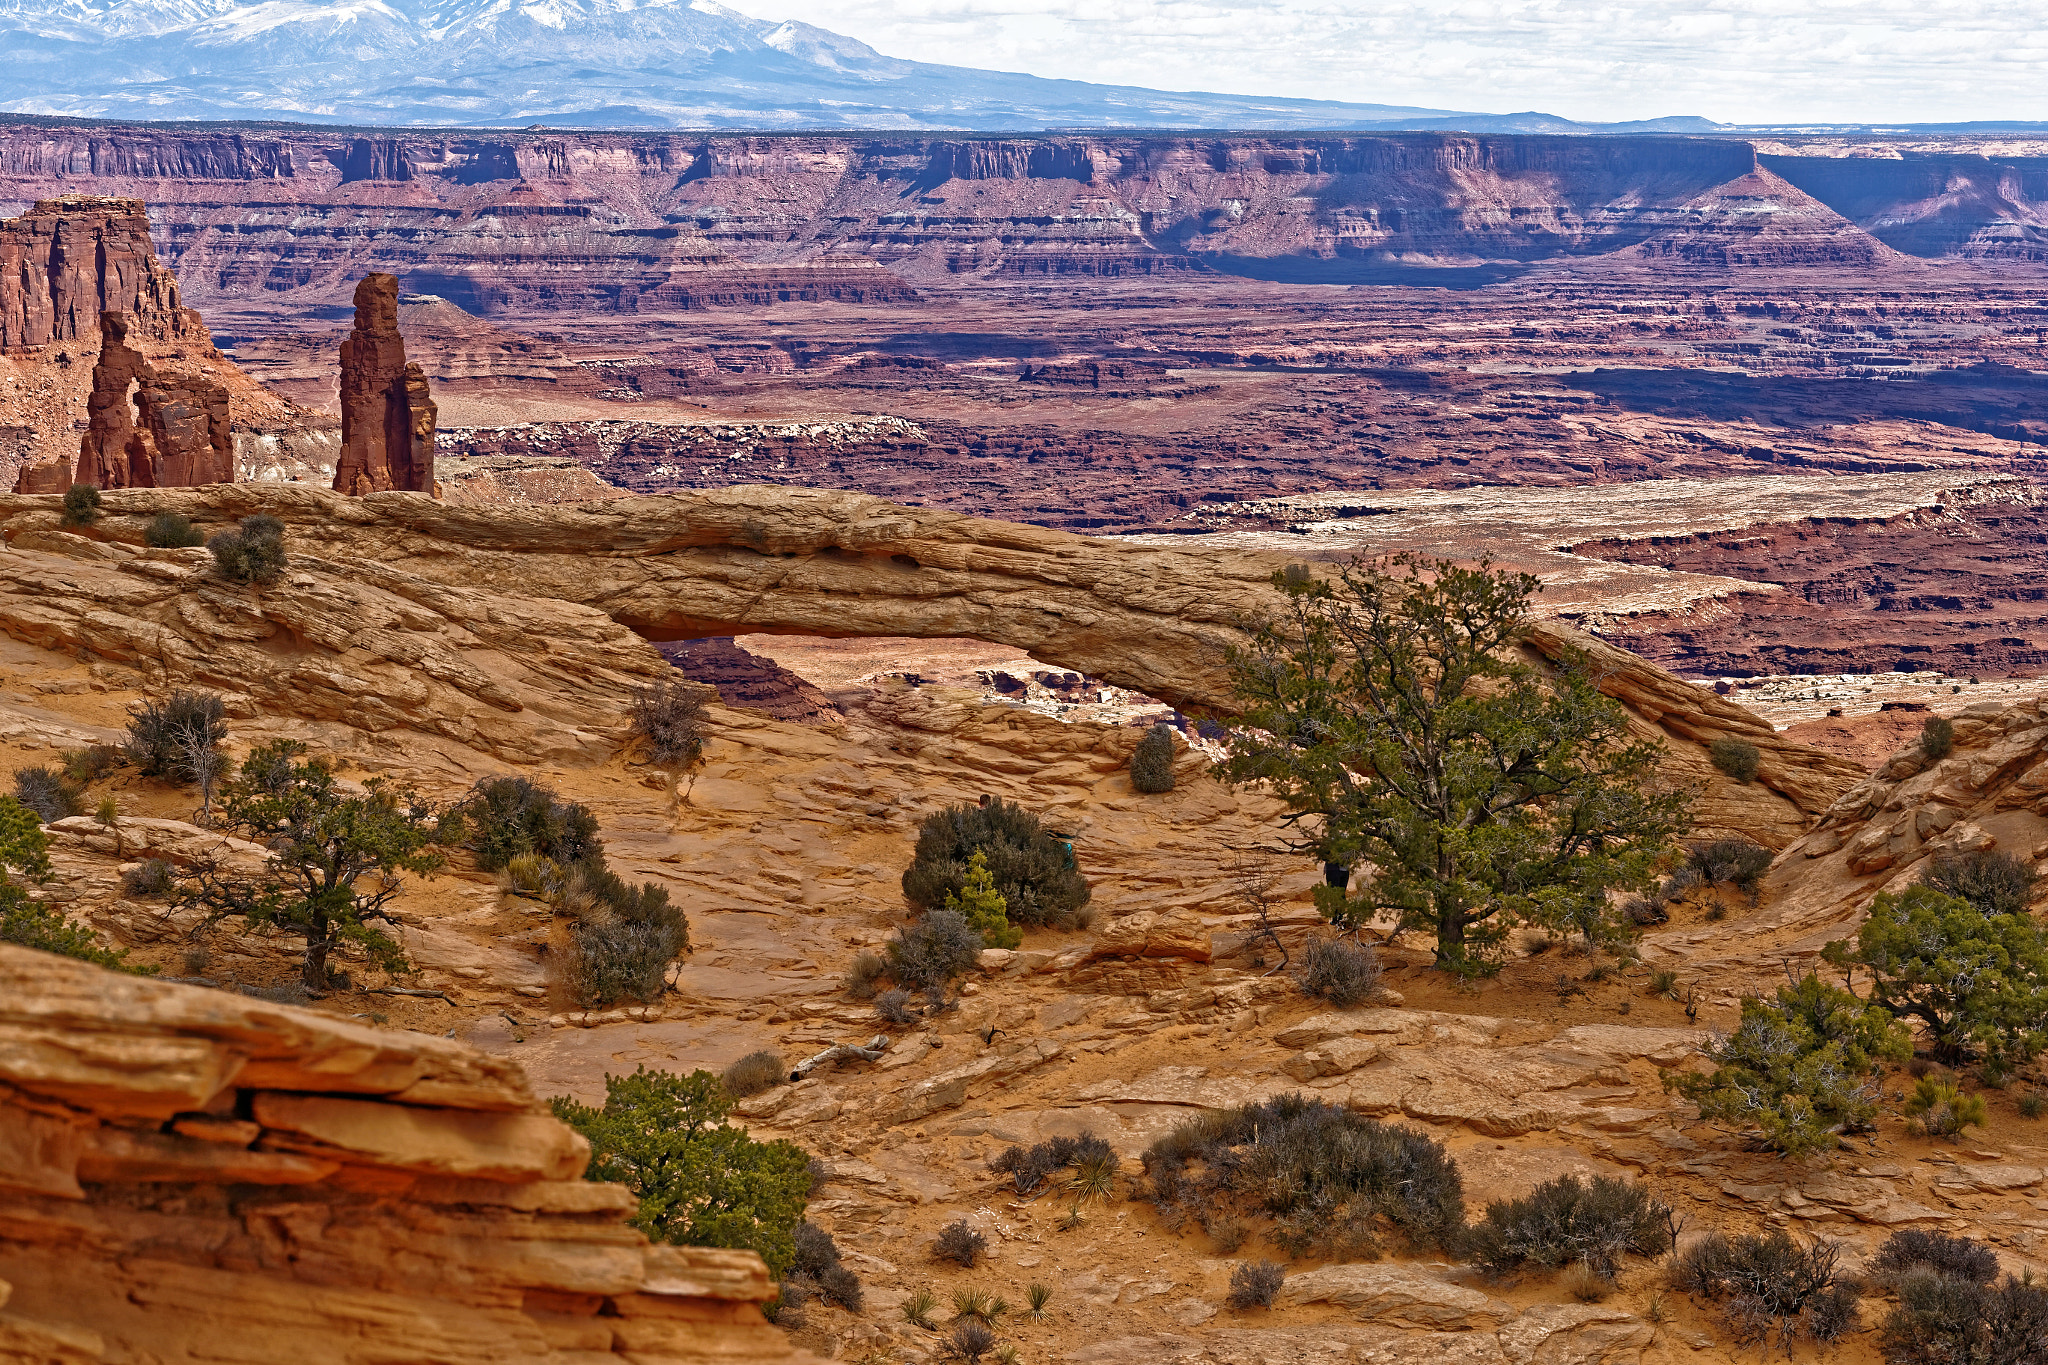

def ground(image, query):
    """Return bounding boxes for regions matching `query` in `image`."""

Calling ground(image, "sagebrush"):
[1466,1174,1674,1281]
[208,513,288,585]
[902,798,1090,928]
[1130,724,1177,793]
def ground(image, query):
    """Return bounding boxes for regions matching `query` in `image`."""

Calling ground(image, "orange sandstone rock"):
[334,272,438,496]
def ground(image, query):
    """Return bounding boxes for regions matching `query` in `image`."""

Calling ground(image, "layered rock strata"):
[0,944,818,1364]
[65,310,234,490]
[333,273,437,496]
[0,481,1861,844]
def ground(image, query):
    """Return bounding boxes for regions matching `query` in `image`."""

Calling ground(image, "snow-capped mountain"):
[0,0,1693,131]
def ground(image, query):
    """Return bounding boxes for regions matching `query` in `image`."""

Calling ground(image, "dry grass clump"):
[1130,724,1177,793]
[630,676,709,767]
[721,1050,788,1099]
[1295,935,1382,1007]
[845,950,888,999]
[1226,1260,1284,1310]
[120,858,176,899]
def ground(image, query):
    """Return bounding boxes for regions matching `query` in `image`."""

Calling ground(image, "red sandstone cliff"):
[0,129,1921,317]
[1,195,299,490]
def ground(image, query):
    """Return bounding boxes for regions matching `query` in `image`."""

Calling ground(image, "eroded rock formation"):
[0,945,819,1364]
[1,195,296,491]
[0,481,1861,844]
[334,273,437,496]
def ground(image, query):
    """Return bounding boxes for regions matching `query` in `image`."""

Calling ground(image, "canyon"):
[10,122,2048,1363]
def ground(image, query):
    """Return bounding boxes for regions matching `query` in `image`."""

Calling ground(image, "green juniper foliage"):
[60,483,101,527]
[1823,882,2048,1066]
[1222,556,1691,973]
[1667,973,1910,1156]
[902,798,1090,928]
[942,850,1020,950]
[551,1067,812,1277]
[0,794,148,970]
[179,740,442,990]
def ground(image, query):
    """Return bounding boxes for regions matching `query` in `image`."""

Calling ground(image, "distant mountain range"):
[0,0,1737,131]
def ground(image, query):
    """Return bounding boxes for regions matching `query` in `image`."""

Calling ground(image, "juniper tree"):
[1223,556,1690,974]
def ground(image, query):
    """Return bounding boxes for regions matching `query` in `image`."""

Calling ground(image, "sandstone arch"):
[0,481,1864,844]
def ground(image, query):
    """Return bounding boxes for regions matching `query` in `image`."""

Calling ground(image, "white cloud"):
[763,0,2048,123]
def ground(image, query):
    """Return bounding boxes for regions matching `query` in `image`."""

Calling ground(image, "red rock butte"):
[333,272,437,496]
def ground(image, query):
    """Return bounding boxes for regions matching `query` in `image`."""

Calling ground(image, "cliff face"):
[1763,145,2048,260]
[0,195,294,489]
[0,128,1916,315]
[0,944,819,1364]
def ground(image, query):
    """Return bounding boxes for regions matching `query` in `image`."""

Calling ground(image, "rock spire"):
[60,311,235,490]
[333,272,437,496]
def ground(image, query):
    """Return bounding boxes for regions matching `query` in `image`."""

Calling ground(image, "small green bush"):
[630,676,708,767]
[1227,1260,1285,1310]
[551,1066,812,1277]
[1921,715,1956,762]
[0,795,145,971]
[1466,1174,1674,1280]
[1907,1074,1987,1139]
[1668,973,1910,1156]
[60,483,101,527]
[1131,724,1177,793]
[902,798,1090,928]
[145,512,207,548]
[445,777,603,871]
[12,766,83,823]
[1672,1230,1858,1348]
[1296,936,1382,1007]
[887,910,983,995]
[943,850,1020,950]
[1708,737,1761,783]
[933,1218,987,1267]
[1143,1094,1463,1258]
[722,1050,788,1099]
[2022,1091,2047,1119]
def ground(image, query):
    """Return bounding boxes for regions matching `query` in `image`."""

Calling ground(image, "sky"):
[766,0,2048,125]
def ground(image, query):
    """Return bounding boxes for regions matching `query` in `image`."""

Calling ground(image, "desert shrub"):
[887,910,983,994]
[207,513,287,585]
[1925,849,2039,919]
[563,901,689,1009]
[902,798,1090,928]
[875,987,918,1025]
[991,1132,1114,1198]
[943,850,1020,950]
[1025,1282,1053,1317]
[1466,1174,1675,1281]
[60,482,101,527]
[1131,724,1177,793]
[1871,1229,1998,1288]
[1623,895,1668,926]
[145,512,206,549]
[12,766,83,823]
[945,1319,996,1362]
[125,690,227,783]
[790,1220,862,1311]
[551,1066,812,1277]
[1921,715,1956,762]
[443,776,602,872]
[61,744,121,786]
[1561,1262,1613,1303]
[1824,882,2048,1066]
[630,676,708,767]
[120,858,176,899]
[1878,1229,2048,1365]
[723,1050,789,1099]
[845,950,887,1000]
[1672,1230,1857,1349]
[933,1219,987,1268]
[0,795,143,971]
[1296,936,1382,1007]
[951,1288,1006,1324]
[2024,1091,2048,1120]
[902,1286,939,1329]
[1648,969,1680,998]
[1708,737,1761,784]
[1227,1260,1284,1310]
[1143,1094,1464,1258]
[1667,973,1909,1156]
[1689,839,1773,903]
[1907,1075,1988,1140]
